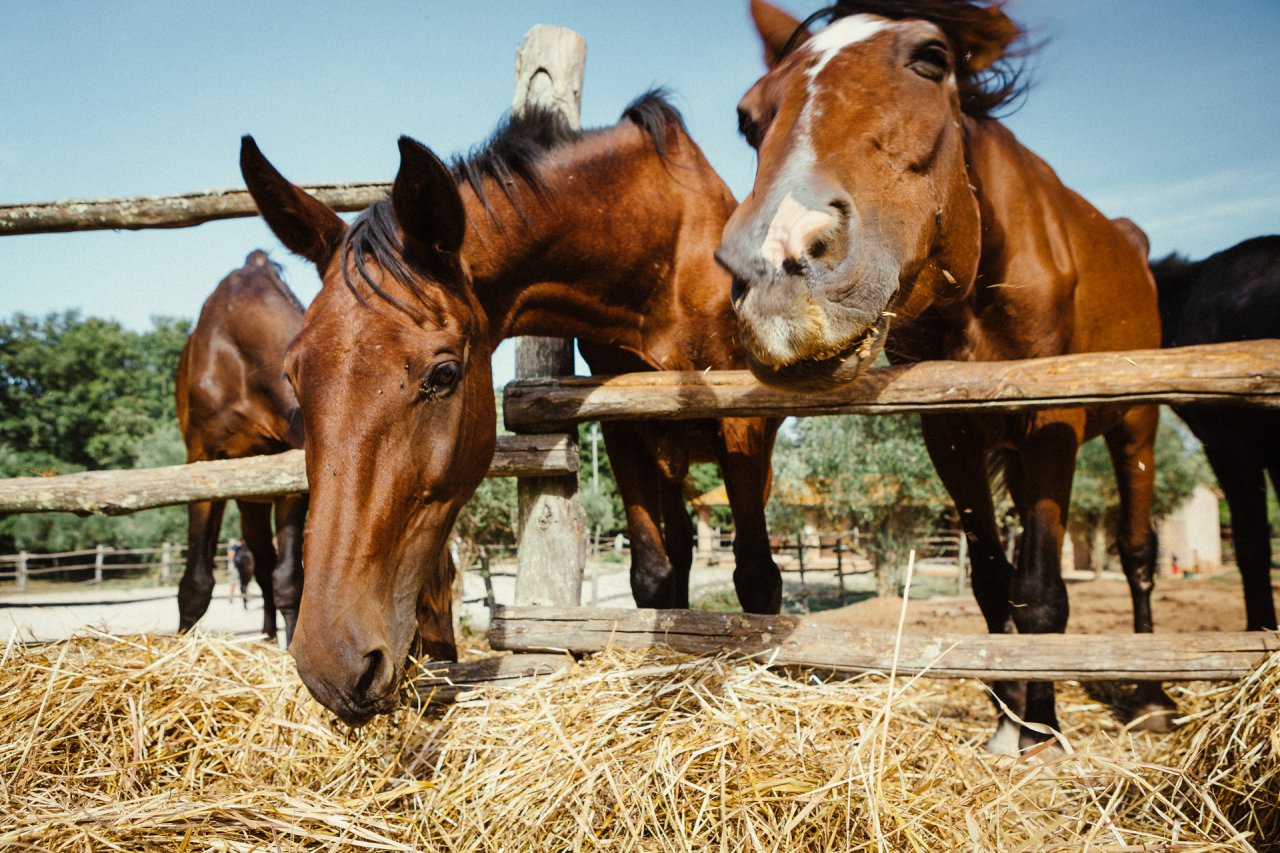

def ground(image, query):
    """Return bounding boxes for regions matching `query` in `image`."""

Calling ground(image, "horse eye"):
[909,41,950,80]
[421,360,460,399]
[737,108,763,149]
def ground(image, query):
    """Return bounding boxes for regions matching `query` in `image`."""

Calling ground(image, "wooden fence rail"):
[0,434,576,516]
[0,183,389,236]
[503,340,1280,431]
[491,606,1280,682]
[0,541,226,590]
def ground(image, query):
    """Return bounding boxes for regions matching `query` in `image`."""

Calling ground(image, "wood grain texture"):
[510,25,588,608]
[411,653,573,705]
[489,606,1280,682]
[503,341,1280,431]
[0,183,388,235]
[0,435,577,516]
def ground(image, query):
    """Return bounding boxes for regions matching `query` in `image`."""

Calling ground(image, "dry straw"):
[0,626,1275,851]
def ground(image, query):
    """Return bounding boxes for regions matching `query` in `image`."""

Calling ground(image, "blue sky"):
[3,1,1278,385]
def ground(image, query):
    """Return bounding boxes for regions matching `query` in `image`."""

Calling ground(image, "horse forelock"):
[339,200,458,326]
[783,0,1031,118]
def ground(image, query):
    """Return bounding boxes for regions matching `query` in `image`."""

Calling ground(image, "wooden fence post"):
[955,531,968,595]
[160,541,172,583]
[511,25,588,608]
[94,543,105,584]
[17,551,28,591]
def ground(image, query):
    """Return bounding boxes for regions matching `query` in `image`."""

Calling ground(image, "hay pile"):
[1,628,1275,851]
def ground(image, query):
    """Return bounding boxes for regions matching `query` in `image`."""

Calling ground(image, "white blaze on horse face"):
[803,14,891,81]
[753,17,899,273]
[761,193,836,271]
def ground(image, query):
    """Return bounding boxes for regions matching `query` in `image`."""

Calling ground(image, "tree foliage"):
[768,415,951,592]
[0,312,192,552]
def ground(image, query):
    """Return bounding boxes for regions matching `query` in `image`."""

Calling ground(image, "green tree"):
[769,415,951,596]
[0,312,192,553]
[1069,411,1213,572]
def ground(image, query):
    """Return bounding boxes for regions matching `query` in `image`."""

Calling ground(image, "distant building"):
[1157,483,1222,574]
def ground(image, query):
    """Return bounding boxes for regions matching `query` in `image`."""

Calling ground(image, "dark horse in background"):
[719,0,1171,752]
[174,251,307,642]
[238,93,781,724]
[1153,235,1280,631]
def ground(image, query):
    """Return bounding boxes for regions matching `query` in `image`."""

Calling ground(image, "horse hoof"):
[1127,703,1178,733]
[984,722,1022,756]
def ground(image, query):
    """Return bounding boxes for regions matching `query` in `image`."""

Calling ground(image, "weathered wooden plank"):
[0,434,577,516]
[503,340,1280,431]
[511,25,588,608]
[489,606,1280,682]
[0,183,389,235]
[410,653,573,705]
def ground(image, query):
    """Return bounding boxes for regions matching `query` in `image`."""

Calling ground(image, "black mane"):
[450,88,686,217]
[786,0,1034,118]
[341,200,446,321]
[343,90,687,315]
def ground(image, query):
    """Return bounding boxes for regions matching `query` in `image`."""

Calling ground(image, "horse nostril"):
[354,648,386,698]
[731,275,749,305]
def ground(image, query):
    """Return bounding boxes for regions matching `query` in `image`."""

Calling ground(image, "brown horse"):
[241,94,781,724]
[174,251,307,641]
[242,136,496,725]
[458,92,781,614]
[718,0,1169,753]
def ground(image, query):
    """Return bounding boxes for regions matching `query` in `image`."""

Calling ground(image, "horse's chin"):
[744,315,889,392]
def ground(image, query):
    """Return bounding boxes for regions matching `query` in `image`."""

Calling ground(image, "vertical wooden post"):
[16,551,28,591]
[511,25,588,607]
[956,531,968,595]
[797,533,809,614]
[94,543,105,584]
[160,541,173,583]
[835,538,846,605]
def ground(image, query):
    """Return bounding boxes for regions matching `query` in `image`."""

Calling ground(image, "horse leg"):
[1203,440,1276,630]
[601,423,677,608]
[920,414,1023,754]
[717,417,782,614]
[238,500,279,641]
[178,499,226,632]
[658,476,694,609]
[1105,405,1177,728]
[273,493,308,645]
[1008,418,1082,749]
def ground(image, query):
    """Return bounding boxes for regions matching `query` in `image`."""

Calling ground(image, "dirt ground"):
[807,567,1275,634]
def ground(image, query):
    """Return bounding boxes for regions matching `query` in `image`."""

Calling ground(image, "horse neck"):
[460,126,739,365]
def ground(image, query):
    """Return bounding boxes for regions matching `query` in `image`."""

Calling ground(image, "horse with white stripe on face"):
[717,0,1171,754]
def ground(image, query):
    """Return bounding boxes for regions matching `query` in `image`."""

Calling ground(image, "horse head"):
[718,0,1021,389]
[241,135,495,725]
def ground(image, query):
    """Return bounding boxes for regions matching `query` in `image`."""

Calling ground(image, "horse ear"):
[957,5,1020,73]
[751,0,808,68]
[240,136,346,270]
[392,136,466,264]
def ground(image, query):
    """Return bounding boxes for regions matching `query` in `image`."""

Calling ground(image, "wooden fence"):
[1,542,210,591]
[3,25,1279,689]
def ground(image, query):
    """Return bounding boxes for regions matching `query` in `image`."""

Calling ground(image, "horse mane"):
[255,252,306,314]
[451,88,687,217]
[787,0,1034,118]
[343,90,688,316]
